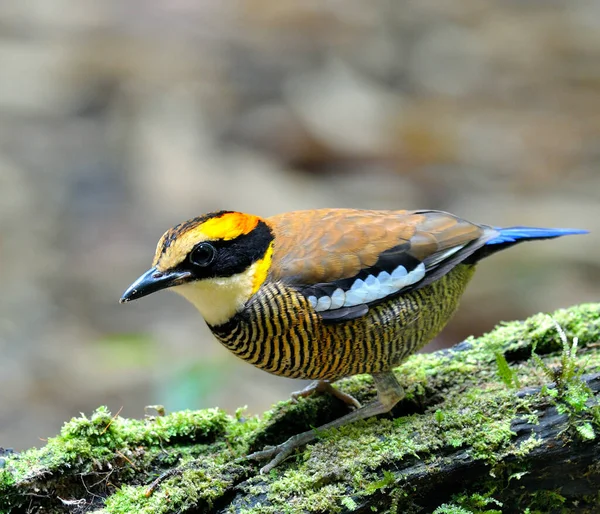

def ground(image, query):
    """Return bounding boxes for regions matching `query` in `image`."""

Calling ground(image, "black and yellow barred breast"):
[209,264,476,380]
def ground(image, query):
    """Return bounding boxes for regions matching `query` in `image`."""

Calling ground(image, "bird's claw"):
[290,380,322,404]
[330,389,362,409]
[246,440,299,474]
[290,380,361,409]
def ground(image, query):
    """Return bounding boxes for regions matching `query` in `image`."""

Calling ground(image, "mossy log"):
[1,304,600,514]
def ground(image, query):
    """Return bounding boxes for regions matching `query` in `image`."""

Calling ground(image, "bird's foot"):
[245,433,307,474]
[290,380,361,409]
[246,372,404,474]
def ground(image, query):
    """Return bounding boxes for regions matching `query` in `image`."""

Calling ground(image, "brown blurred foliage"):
[0,1,599,450]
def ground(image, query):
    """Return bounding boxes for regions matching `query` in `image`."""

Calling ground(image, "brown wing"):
[268,208,490,284]
[266,209,495,322]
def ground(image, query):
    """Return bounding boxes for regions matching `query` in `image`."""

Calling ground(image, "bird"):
[120,208,587,472]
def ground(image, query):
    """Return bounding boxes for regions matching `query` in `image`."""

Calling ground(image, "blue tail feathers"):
[486,226,589,245]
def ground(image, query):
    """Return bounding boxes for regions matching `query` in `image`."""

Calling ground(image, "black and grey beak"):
[120,267,192,303]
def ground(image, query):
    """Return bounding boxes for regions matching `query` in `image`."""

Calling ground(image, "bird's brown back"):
[266,209,485,285]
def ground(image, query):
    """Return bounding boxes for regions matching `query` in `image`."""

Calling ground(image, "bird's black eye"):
[190,242,216,267]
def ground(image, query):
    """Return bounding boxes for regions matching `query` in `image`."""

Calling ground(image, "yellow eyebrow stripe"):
[154,212,264,271]
[201,213,260,241]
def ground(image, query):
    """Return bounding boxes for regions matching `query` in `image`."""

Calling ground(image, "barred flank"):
[211,265,476,380]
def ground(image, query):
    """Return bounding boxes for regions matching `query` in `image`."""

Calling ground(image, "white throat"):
[172,265,257,326]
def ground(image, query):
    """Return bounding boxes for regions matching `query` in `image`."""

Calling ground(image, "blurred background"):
[1,1,599,451]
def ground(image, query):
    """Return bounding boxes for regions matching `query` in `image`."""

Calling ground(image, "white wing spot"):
[316,296,332,312]
[311,262,427,312]
[408,262,426,284]
[351,278,365,291]
[365,275,378,286]
[329,288,345,309]
[391,265,408,279]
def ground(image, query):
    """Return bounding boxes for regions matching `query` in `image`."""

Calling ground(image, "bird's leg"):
[247,371,404,473]
[290,380,361,409]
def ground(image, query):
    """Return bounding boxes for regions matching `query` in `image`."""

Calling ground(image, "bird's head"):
[120,211,274,326]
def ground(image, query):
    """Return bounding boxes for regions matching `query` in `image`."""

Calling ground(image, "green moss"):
[104,462,248,514]
[529,489,567,511]
[365,470,396,494]
[229,384,535,513]
[433,491,503,514]
[1,303,599,513]
[0,406,255,513]
[432,505,473,514]
[530,316,600,442]
[494,351,521,389]
[5,406,230,482]
[340,496,358,510]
